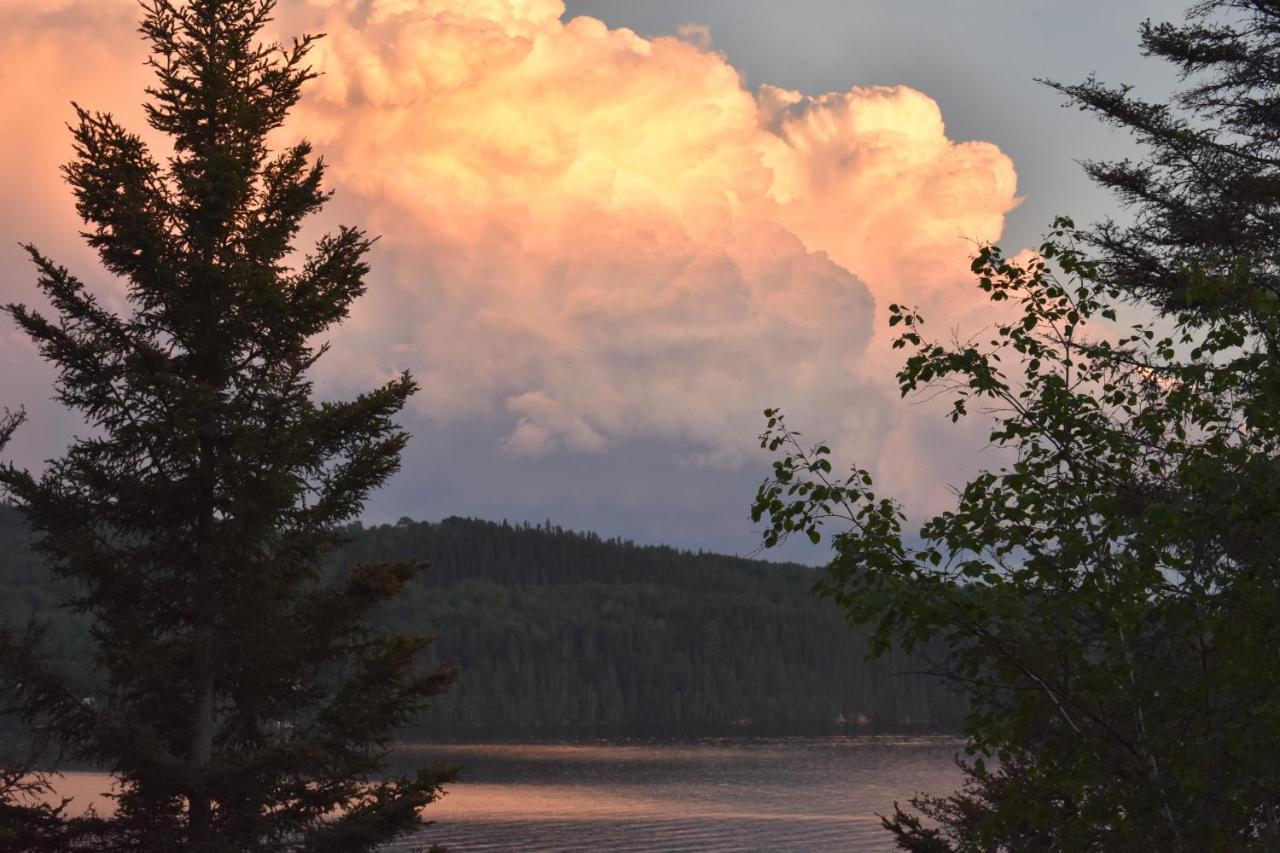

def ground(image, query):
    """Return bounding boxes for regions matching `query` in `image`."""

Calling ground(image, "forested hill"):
[0,507,964,732]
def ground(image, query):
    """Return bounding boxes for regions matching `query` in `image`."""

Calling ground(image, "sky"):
[0,0,1188,561]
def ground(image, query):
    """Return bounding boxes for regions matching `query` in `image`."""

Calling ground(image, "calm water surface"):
[56,736,962,852]
[396,736,961,852]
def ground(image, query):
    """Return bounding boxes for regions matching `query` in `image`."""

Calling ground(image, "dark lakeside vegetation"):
[0,504,965,736]
[753,2,1280,848]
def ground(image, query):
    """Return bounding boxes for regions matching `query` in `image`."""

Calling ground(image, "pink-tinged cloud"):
[1,0,1019,487]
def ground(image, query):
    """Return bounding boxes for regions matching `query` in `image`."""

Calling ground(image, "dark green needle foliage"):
[0,1,453,850]
[753,1,1280,849]
[1045,0,1280,325]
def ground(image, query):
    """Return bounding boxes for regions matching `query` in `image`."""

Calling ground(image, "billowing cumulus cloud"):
[759,84,1019,305]
[0,0,1019,518]
[283,0,1019,462]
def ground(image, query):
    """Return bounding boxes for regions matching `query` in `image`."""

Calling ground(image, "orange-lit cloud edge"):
[2,0,1020,505]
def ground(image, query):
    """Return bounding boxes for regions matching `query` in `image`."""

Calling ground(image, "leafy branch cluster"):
[754,2,1280,843]
[754,220,1280,849]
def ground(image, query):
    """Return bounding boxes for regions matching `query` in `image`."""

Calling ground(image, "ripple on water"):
[43,736,964,852]
[394,736,962,852]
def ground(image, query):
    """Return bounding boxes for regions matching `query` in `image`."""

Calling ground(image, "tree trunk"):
[188,665,215,846]
[188,435,218,848]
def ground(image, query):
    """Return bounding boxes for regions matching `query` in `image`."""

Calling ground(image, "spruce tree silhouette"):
[0,2,454,850]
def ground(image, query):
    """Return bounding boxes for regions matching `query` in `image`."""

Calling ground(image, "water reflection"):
[50,736,963,852]
[395,736,962,852]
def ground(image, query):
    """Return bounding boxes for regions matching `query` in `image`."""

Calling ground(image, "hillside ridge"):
[0,505,963,731]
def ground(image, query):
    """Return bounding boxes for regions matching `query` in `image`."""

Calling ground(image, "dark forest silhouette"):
[0,505,964,735]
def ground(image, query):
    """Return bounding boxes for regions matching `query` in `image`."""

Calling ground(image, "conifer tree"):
[1045,0,1280,327]
[0,1,453,850]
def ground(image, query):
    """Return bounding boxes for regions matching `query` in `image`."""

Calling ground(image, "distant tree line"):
[0,505,965,734]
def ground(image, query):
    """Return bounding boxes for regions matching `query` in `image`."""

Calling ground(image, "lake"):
[53,735,963,852]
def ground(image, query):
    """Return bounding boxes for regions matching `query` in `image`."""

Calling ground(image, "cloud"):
[0,0,1020,516]
[0,2,147,259]
[284,0,1019,463]
[759,84,1019,304]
